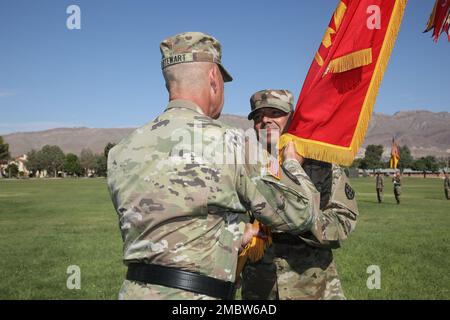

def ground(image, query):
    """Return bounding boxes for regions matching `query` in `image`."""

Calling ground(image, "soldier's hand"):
[240,223,267,253]
[283,141,304,165]
[240,223,258,252]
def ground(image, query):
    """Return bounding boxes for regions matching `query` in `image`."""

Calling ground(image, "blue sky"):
[0,0,449,134]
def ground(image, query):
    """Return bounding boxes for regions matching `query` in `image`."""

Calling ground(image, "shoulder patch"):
[345,183,355,200]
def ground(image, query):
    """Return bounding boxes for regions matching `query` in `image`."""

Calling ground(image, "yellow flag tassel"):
[235,221,272,281]
[328,48,373,73]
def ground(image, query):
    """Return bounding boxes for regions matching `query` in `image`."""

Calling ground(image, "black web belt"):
[272,232,303,245]
[126,263,236,300]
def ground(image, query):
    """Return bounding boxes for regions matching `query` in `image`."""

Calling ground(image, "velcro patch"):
[345,182,355,200]
[267,155,281,180]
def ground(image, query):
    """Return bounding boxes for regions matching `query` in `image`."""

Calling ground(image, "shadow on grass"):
[358,199,400,206]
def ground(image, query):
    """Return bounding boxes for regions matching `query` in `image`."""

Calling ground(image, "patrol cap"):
[248,89,294,120]
[160,31,233,82]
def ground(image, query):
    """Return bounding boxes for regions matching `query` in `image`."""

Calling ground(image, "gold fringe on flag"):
[279,134,355,166]
[390,156,399,169]
[235,221,272,281]
[328,48,373,73]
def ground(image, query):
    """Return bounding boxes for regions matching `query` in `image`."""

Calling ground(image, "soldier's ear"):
[209,65,219,94]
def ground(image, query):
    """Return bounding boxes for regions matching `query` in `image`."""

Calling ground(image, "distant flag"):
[445,9,450,40]
[424,0,450,42]
[279,0,408,166]
[390,137,401,169]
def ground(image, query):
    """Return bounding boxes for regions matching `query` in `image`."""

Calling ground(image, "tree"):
[363,145,384,170]
[64,153,83,176]
[94,142,117,178]
[358,159,369,170]
[437,157,449,170]
[398,145,413,169]
[79,148,95,176]
[413,156,439,172]
[350,158,362,168]
[40,145,65,177]
[412,158,426,172]
[93,154,107,177]
[0,136,10,164]
[26,149,44,177]
[104,142,116,158]
[423,156,439,172]
[6,163,19,178]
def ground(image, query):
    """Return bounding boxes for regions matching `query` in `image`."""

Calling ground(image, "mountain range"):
[3,110,450,159]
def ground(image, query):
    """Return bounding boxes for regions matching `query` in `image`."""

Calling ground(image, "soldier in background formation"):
[393,171,402,205]
[240,89,358,300]
[375,171,384,203]
[444,172,450,200]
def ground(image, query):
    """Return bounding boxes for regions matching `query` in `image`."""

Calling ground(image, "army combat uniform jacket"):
[444,176,450,200]
[376,175,384,203]
[107,100,327,299]
[242,164,358,300]
[376,175,384,189]
[393,176,401,194]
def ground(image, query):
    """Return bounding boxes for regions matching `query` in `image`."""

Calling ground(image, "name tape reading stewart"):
[162,53,220,69]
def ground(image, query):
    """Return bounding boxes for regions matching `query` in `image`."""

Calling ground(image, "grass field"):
[0,177,449,300]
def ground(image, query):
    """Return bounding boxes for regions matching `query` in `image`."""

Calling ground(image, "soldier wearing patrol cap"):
[107,32,348,300]
[241,89,358,300]
[247,90,294,155]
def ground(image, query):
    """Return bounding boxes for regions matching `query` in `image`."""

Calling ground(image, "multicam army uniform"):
[242,163,358,300]
[108,32,329,300]
[376,174,384,203]
[107,99,328,300]
[241,90,358,300]
[444,175,450,200]
[393,175,401,204]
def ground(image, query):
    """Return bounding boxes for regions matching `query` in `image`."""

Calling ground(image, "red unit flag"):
[280,0,407,166]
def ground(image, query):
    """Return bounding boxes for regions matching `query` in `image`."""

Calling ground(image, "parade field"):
[0,177,448,300]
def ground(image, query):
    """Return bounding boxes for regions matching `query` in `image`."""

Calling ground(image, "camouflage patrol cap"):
[248,89,294,120]
[160,31,233,82]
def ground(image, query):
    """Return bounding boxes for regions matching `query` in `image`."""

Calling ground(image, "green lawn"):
[334,177,450,299]
[0,178,124,299]
[0,177,449,299]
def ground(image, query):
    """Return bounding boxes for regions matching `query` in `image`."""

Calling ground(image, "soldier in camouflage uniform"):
[444,172,449,200]
[107,32,351,300]
[393,171,401,204]
[375,171,384,203]
[241,90,358,300]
